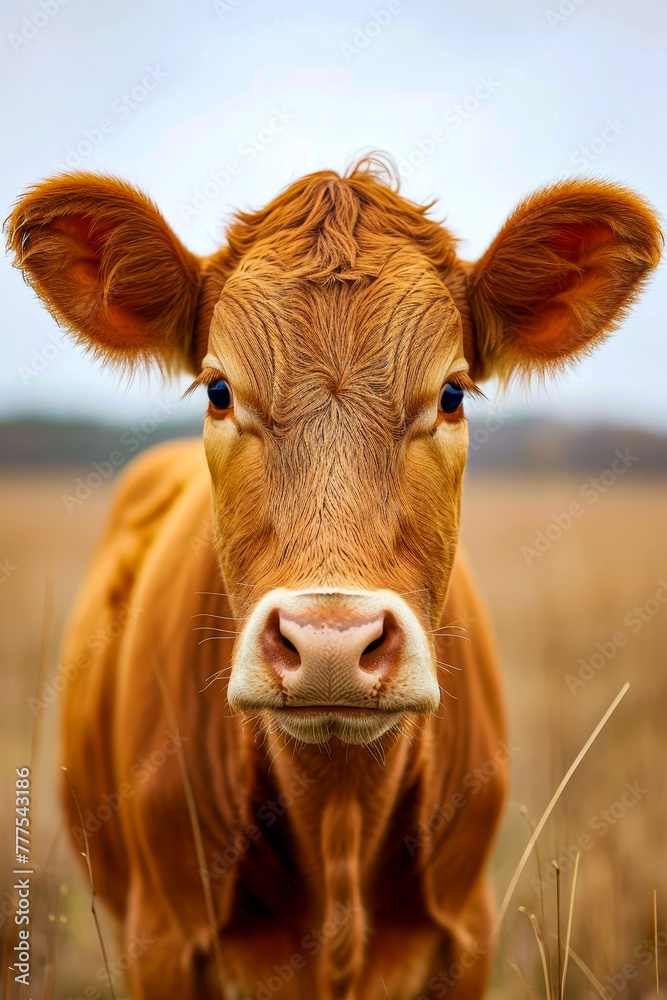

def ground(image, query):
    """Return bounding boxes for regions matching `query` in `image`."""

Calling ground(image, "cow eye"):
[207,378,232,410]
[438,382,464,413]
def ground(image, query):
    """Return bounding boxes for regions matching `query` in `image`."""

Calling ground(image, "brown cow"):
[7,159,661,999]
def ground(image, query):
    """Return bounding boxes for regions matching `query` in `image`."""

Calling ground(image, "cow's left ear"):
[6,173,204,374]
[467,180,662,382]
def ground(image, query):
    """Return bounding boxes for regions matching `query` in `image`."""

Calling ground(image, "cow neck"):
[251,731,416,883]
[253,732,419,997]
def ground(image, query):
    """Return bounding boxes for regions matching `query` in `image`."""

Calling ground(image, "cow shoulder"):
[96,438,206,595]
[61,437,208,688]
[106,437,207,537]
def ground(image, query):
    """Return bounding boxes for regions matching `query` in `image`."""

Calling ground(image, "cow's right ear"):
[5,173,203,374]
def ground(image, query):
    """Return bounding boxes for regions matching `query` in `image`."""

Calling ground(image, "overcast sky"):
[2,0,666,430]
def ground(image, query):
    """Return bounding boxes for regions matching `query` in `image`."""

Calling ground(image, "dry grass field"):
[1,457,666,999]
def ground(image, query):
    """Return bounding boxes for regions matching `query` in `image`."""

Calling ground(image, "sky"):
[2,0,667,430]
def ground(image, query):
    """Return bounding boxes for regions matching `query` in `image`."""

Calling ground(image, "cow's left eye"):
[438,382,464,413]
[207,378,232,410]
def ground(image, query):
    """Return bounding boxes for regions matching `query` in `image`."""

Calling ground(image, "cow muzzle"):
[227,589,440,744]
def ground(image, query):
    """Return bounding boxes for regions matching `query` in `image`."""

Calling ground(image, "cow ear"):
[6,173,203,375]
[467,180,662,382]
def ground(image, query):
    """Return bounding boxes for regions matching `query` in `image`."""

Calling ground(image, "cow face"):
[8,162,661,744]
[202,249,469,741]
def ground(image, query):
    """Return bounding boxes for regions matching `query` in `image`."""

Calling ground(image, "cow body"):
[8,159,660,998]
[61,438,507,999]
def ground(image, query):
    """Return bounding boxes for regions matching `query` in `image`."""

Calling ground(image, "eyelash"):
[181,368,227,399]
[445,372,485,399]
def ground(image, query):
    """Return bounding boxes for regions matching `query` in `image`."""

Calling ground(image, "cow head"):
[7,160,661,744]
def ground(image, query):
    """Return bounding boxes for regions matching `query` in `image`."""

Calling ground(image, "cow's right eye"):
[207,379,232,410]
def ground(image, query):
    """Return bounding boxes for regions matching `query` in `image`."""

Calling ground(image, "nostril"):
[359,613,401,673]
[278,630,299,655]
[362,632,385,657]
[261,610,301,672]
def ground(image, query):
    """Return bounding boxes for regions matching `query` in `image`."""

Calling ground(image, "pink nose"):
[260,608,403,704]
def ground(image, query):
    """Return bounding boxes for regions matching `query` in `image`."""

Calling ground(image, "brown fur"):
[5,158,661,998]
[56,440,507,999]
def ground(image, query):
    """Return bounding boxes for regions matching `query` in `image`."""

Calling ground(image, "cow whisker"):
[386,727,402,749]
[199,667,232,693]
[429,637,469,645]
[197,636,240,646]
[429,631,471,641]
[268,733,295,772]
[438,684,457,701]
[401,717,426,737]
[194,591,235,599]
[193,625,239,633]
[239,713,261,731]
[191,613,243,622]
[251,713,268,734]
[435,660,462,672]
[364,739,386,767]
[394,726,414,747]
[265,731,288,769]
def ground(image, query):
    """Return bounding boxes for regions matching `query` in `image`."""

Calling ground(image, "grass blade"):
[655,890,660,1000]
[495,681,630,934]
[62,768,116,1000]
[561,851,580,996]
[520,906,552,1000]
[549,931,612,1000]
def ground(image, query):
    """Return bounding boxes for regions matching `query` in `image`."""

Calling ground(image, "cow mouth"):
[268,705,404,745]
[281,705,380,715]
